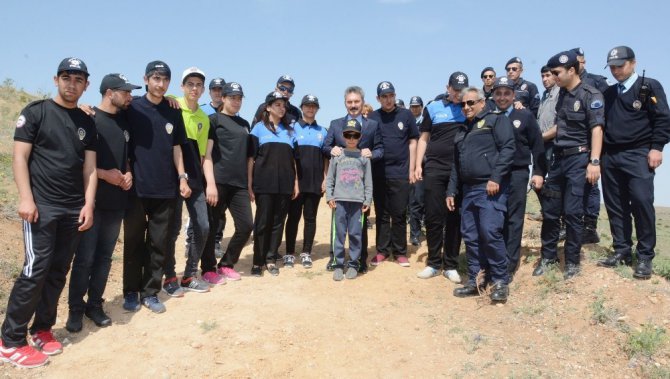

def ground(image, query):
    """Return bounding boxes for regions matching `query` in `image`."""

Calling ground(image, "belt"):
[555,145,589,157]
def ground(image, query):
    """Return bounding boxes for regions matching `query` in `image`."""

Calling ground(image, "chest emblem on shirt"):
[521,83,527,91]
[16,115,26,128]
[633,100,642,110]
[477,120,485,129]
[166,123,174,135]
[77,128,86,141]
[197,122,203,131]
[398,122,404,130]
[124,130,130,142]
[513,120,521,128]
[573,100,581,112]
[317,133,323,141]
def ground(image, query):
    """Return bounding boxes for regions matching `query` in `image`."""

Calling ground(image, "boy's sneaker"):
[417,266,440,279]
[396,256,410,267]
[444,269,462,284]
[267,264,279,276]
[370,253,387,266]
[202,271,226,286]
[251,265,263,277]
[217,266,241,281]
[123,292,141,312]
[30,330,62,356]
[142,296,166,314]
[162,278,185,297]
[0,342,49,368]
[181,277,210,293]
[333,268,344,281]
[283,254,295,268]
[345,267,358,280]
[300,253,313,269]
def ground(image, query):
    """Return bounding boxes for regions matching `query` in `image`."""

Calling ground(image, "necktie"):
[618,83,625,94]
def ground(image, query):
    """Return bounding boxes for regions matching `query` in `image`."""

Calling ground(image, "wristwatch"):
[178,173,189,181]
[589,158,600,166]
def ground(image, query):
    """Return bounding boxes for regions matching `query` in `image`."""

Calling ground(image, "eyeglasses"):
[343,133,360,140]
[460,99,482,108]
[278,85,294,94]
[483,75,495,79]
[506,67,519,72]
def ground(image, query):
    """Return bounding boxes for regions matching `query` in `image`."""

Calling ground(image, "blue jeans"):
[69,208,124,312]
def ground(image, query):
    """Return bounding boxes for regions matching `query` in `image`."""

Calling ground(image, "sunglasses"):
[278,85,294,94]
[343,133,361,140]
[460,99,482,108]
[482,74,495,79]
[506,67,519,72]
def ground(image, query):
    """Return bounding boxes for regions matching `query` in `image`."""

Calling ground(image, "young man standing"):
[1,58,97,368]
[408,96,425,247]
[200,77,225,116]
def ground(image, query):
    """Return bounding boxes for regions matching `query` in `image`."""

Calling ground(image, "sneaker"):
[300,253,313,269]
[283,254,295,268]
[251,265,263,277]
[333,268,344,281]
[326,254,336,271]
[417,266,440,279]
[215,242,224,259]
[181,277,211,293]
[162,278,185,297]
[396,256,410,267]
[267,263,279,276]
[370,253,387,266]
[444,269,462,284]
[202,271,226,286]
[345,267,358,279]
[65,310,83,333]
[123,292,141,312]
[0,342,49,368]
[30,330,62,356]
[142,296,166,314]
[217,266,241,281]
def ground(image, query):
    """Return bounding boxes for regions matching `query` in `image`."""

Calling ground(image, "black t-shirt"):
[92,107,129,210]
[208,113,251,189]
[368,107,419,179]
[14,99,97,207]
[127,95,187,198]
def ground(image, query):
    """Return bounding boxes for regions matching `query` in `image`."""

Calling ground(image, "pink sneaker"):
[370,253,387,266]
[30,329,62,356]
[217,266,241,281]
[396,256,410,267]
[202,271,226,286]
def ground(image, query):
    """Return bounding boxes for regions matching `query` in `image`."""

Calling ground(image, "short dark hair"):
[540,65,551,73]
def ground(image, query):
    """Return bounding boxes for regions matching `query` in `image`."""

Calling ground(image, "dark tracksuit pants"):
[1,204,82,347]
[165,189,210,279]
[123,195,176,299]
[540,153,587,265]
[201,184,253,272]
[252,193,290,266]
[333,201,364,269]
[409,180,425,241]
[503,167,529,274]
[373,177,410,257]
[285,193,321,254]
[602,147,656,261]
[423,172,462,270]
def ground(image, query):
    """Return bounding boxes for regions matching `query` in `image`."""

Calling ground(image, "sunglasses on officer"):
[506,66,519,72]
[278,85,294,94]
[460,99,483,108]
[343,132,361,140]
[482,74,495,79]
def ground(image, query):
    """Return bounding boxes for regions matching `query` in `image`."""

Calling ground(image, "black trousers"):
[408,180,425,241]
[285,192,322,254]
[423,172,462,270]
[252,193,290,266]
[1,204,82,347]
[123,195,176,299]
[201,184,253,272]
[602,148,656,261]
[503,167,529,274]
[374,177,410,257]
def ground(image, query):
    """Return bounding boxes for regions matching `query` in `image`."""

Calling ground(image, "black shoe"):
[564,263,581,280]
[490,282,509,302]
[453,284,480,298]
[251,265,263,277]
[85,307,112,328]
[326,255,336,271]
[410,237,420,247]
[581,229,600,244]
[65,310,84,333]
[532,258,558,276]
[633,260,652,280]
[597,253,632,268]
[358,263,368,274]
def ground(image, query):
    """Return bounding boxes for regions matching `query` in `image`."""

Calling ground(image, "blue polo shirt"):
[294,119,327,194]
[249,122,299,195]
[368,106,419,179]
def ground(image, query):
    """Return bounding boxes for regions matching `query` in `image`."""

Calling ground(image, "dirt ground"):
[0,200,669,378]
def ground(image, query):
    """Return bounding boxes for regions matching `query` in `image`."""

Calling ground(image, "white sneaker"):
[444,269,462,283]
[416,266,440,279]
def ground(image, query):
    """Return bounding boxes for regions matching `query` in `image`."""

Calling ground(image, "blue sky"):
[2,0,670,203]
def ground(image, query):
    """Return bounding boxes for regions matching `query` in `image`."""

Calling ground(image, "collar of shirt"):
[346,114,364,125]
[619,72,639,93]
[298,119,318,127]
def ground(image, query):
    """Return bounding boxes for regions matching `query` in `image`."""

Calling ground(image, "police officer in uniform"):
[598,46,670,279]
[533,51,604,280]
[505,57,541,117]
[447,87,516,302]
[491,77,545,278]
[251,75,302,127]
[481,67,496,109]
[408,96,425,246]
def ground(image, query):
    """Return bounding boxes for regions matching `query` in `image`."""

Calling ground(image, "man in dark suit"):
[323,86,383,273]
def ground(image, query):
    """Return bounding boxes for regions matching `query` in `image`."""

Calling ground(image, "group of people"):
[1,43,668,369]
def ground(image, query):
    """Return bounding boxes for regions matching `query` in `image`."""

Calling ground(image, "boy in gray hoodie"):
[326,119,373,281]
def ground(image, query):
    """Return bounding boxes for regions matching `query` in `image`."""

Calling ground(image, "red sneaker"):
[370,253,387,266]
[0,341,49,368]
[30,330,62,356]
[396,256,410,267]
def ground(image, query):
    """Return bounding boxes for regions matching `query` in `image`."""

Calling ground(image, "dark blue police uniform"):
[513,78,541,117]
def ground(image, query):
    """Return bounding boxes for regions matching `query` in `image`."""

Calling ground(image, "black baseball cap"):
[506,57,523,68]
[209,77,225,89]
[606,46,635,67]
[265,91,287,105]
[222,82,243,97]
[492,76,514,90]
[301,94,319,107]
[343,119,362,135]
[480,66,495,78]
[547,50,578,68]
[396,99,405,107]
[448,72,469,90]
[276,75,295,87]
[57,57,89,77]
[409,96,423,106]
[571,47,585,57]
[145,60,171,78]
[377,81,395,96]
[99,73,141,94]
